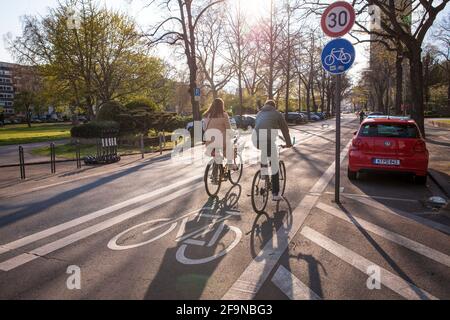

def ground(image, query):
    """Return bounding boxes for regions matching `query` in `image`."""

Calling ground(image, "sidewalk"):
[0,150,172,199]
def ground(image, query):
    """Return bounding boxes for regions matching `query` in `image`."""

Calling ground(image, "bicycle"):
[324,48,352,66]
[251,145,288,214]
[204,138,243,197]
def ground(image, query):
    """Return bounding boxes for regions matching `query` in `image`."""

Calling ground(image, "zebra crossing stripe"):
[300,227,438,300]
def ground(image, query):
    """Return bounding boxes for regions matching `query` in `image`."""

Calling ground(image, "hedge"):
[71,121,120,139]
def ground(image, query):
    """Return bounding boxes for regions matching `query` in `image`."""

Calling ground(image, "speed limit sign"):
[321,1,355,38]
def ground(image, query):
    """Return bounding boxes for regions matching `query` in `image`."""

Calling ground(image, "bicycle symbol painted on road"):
[324,48,352,66]
[108,189,243,265]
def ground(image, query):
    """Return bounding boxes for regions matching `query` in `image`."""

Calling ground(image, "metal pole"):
[50,143,56,174]
[140,134,145,159]
[159,132,163,155]
[19,146,25,180]
[76,140,81,169]
[335,74,342,204]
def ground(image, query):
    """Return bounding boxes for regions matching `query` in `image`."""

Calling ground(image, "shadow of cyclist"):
[144,184,243,300]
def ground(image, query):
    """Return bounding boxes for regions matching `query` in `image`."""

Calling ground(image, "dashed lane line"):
[0,183,203,271]
[343,195,450,235]
[316,202,450,267]
[300,227,438,300]
[272,265,321,300]
[222,141,352,300]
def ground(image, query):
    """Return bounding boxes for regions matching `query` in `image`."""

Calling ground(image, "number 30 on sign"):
[321,1,356,38]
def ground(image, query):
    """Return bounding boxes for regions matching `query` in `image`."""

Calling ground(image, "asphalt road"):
[0,115,449,300]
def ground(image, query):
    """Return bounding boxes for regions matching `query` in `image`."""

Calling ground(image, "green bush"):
[125,99,161,113]
[71,121,120,139]
[97,101,135,135]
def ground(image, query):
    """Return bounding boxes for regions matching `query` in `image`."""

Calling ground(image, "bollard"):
[50,143,56,174]
[159,132,163,155]
[76,140,82,169]
[140,134,145,159]
[19,146,25,180]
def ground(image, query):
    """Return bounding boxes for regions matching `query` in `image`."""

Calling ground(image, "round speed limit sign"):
[321,1,355,38]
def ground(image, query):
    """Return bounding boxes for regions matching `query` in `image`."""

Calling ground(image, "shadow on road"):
[144,184,242,300]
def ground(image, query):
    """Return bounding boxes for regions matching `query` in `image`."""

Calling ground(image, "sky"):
[0,0,448,84]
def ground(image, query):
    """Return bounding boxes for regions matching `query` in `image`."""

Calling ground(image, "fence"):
[1,131,175,181]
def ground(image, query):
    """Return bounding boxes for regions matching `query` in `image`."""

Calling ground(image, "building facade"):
[0,62,16,117]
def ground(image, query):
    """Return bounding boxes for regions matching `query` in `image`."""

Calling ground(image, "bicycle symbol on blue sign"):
[321,38,355,75]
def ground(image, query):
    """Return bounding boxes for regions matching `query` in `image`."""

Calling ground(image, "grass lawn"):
[0,123,72,146]
[436,120,450,124]
[32,142,176,159]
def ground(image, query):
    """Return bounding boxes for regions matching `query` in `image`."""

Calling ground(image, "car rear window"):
[359,123,419,138]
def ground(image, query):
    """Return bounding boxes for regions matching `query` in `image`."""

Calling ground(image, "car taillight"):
[352,138,362,150]
[414,140,426,153]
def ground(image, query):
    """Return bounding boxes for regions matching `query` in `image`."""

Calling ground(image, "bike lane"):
[0,117,359,299]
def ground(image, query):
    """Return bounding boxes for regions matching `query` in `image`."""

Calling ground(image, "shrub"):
[71,121,120,139]
[125,99,161,113]
[97,101,135,135]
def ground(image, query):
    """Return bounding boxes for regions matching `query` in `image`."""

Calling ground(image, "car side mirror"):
[353,131,357,136]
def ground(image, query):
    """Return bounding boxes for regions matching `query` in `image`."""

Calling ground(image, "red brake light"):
[414,140,426,153]
[352,138,362,150]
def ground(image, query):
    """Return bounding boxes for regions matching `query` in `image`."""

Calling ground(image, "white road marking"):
[272,265,321,300]
[222,141,352,300]
[324,192,419,203]
[343,195,450,235]
[0,176,202,256]
[0,183,203,271]
[300,227,438,300]
[316,202,450,267]
[175,225,242,265]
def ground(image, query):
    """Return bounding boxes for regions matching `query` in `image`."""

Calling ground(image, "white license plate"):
[373,159,400,166]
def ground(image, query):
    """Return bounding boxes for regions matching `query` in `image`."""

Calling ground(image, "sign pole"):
[335,74,342,204]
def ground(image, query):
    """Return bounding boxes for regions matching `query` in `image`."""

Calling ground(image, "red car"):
[348,117,429,184]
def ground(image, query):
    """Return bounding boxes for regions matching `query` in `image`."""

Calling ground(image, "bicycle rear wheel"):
[204,161,223,197]
[229,154,243,185]
[279,161,287,196]
[251,170,269,214]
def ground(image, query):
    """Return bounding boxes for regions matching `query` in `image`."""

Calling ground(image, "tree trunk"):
[306,85,311,120]
[26,107,31,128]
[409,51,425,137]
[298,77,302,112]
[395,53,403,115]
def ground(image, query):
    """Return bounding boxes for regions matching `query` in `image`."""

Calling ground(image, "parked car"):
[348,117,429,184]
[286,112,306,125]
[233,115,256,129]
[314,112,326,120]
[3,119,12,125]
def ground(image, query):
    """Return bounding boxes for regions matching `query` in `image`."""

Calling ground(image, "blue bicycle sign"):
[321,38,355,74]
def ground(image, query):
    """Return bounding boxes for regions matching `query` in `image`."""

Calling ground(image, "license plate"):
[373,159,400,166]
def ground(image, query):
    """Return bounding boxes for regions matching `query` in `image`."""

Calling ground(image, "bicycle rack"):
[84,129,121,165]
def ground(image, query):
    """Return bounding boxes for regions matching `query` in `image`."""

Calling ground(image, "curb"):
[429,120,450,129]
[428,169,450,198]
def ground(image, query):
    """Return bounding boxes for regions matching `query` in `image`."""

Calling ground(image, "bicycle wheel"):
[324,54,334,66]
[229,154,243,185]
[204,161,223,197]
[279,161,287,196]
[251,170,269,214]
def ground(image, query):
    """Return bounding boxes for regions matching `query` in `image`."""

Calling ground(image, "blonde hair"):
[204,98,225,118]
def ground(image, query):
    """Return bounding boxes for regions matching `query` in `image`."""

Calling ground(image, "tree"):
[226,0,250,116]
[196,6,232,100]
[353,0,449,136]
[146,0,224,121]
[9,0,165,119]
[12,65,43,127]
[433,16,450,111]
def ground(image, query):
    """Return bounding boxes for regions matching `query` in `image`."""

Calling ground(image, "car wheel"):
[415,175,427,185]
[348,168,357,181]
